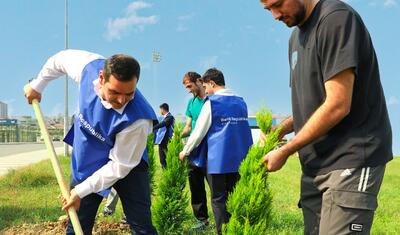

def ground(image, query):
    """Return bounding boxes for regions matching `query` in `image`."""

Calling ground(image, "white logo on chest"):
[291,51,298,70]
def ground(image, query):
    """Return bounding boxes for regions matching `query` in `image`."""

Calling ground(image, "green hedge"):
[224,108,280,234]
[152,124,190,234]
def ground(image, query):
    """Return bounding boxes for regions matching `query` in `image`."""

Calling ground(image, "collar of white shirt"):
[92,78,134,115]
[163,112,170,118]
[214,88,235,96]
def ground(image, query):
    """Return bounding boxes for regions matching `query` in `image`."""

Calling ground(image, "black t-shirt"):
[289,0,392,176]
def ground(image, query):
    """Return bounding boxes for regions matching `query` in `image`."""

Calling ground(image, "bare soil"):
[2,218,130,235]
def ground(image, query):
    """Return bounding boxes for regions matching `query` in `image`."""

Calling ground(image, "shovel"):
[24,84,83,235]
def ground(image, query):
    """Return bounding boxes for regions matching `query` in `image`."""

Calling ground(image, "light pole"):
[152,51,161,63]
[64,0,69,157]
[152,51,161,106]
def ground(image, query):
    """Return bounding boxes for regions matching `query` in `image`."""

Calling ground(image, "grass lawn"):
[0,153,399,234]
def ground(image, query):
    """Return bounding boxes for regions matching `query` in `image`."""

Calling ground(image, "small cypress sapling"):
[256,107,273,135]
[146,133,156,193]
[152,124,190,234]
[223,108,280,235]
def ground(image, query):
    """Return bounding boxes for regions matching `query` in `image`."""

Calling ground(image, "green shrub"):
[152,124,190,234]
[256,107,273,134]
[223,108,280,235]
[147,133,156,193]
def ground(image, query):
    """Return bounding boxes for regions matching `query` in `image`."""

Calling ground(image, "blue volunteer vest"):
[206,95,253,174]
[188,140,208,168]
[64,59,157,197]
[154,113,174,145]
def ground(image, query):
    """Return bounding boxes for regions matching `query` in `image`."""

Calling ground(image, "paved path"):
[0,143,65,177]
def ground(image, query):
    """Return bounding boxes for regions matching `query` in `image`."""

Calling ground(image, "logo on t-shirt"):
[291,51,298,70]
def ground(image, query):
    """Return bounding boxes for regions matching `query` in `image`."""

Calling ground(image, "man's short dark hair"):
[103,54,140,82]
[202,68,225,86]
[160,103,169,112]
[182,71,202,84]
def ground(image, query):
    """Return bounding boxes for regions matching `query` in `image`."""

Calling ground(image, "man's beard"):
[285,3,306,27]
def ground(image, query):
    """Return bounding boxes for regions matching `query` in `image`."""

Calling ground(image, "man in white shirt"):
[179,68,252,235]
[153,103,174,169]
[24,49,158,235]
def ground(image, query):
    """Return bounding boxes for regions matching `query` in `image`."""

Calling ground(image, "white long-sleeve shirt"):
[182,89,235,156]
[30,49,153,198]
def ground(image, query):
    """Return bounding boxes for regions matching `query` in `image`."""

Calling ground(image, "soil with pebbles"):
[2,218,130,235]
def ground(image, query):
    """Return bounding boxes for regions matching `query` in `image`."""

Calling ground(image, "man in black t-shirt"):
[259,0,392,234]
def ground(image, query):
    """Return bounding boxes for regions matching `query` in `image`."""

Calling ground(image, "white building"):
[0,101,7,119]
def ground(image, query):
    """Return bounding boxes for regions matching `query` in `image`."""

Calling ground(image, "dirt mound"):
[2,219,130,235]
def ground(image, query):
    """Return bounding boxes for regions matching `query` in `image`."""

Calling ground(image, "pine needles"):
[152,124,190,234]
[146,133,156,193]
[223,108,280,235]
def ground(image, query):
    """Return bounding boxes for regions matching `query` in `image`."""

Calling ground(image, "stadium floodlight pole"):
[152,51,161,63]
[152,51,161,105]
[64,0,69,157]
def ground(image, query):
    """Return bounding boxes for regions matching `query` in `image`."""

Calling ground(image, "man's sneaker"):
[120,216,128,224]
[191,220,209,231]
[98,208,114,217]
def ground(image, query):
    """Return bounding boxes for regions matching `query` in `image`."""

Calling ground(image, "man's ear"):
[210,80,216,88]
[99,70,105,85]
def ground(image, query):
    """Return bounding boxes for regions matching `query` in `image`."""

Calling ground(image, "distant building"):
[0,101,7,119]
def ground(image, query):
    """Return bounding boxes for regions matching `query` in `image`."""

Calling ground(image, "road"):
[0,142,64,157]
[0,142,65,176]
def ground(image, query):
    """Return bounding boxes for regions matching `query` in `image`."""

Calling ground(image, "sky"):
[0,0,398,154]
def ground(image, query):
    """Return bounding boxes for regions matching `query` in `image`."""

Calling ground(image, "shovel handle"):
[24,84,83,235]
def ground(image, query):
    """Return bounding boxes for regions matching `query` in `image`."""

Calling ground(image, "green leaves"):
[152,124,190,234]
[223,107,279,235]
[146,133,156,194]
[256,107,273,135]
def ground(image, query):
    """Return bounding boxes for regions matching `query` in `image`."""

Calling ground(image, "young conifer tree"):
[223,107,281,234]
[146,133,156,193]
[152,124,190,234]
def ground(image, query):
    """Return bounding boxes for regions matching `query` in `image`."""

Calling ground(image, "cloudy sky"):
[1,0,399,154]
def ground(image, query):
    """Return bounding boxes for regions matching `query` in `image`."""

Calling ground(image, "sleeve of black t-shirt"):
[317,9,361,82]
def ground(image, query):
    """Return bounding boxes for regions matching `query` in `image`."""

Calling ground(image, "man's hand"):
[262,148,289,172]
[62,189,81,211]
[179,151,187,161]
[24,85,42,104]
[259,132,267,146]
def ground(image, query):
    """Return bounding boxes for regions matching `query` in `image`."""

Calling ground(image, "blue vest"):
[154,113,174,145]
[188,140,208,168]
[64,59,157,196]
[206,95,253,174]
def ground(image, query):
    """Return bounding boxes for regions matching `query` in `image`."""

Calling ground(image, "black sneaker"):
[98,208,114,217]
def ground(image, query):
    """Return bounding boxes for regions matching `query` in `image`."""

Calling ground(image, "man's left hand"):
[62,189,81,211]
[262,148,289,172]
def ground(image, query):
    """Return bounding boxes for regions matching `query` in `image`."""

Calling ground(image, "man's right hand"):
[24,85,42,104]
[179,151,187,161]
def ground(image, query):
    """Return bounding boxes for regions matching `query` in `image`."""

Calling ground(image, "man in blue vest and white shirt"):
[24,49,158,235]
[153,103,174,169]
[179,68,253,235]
